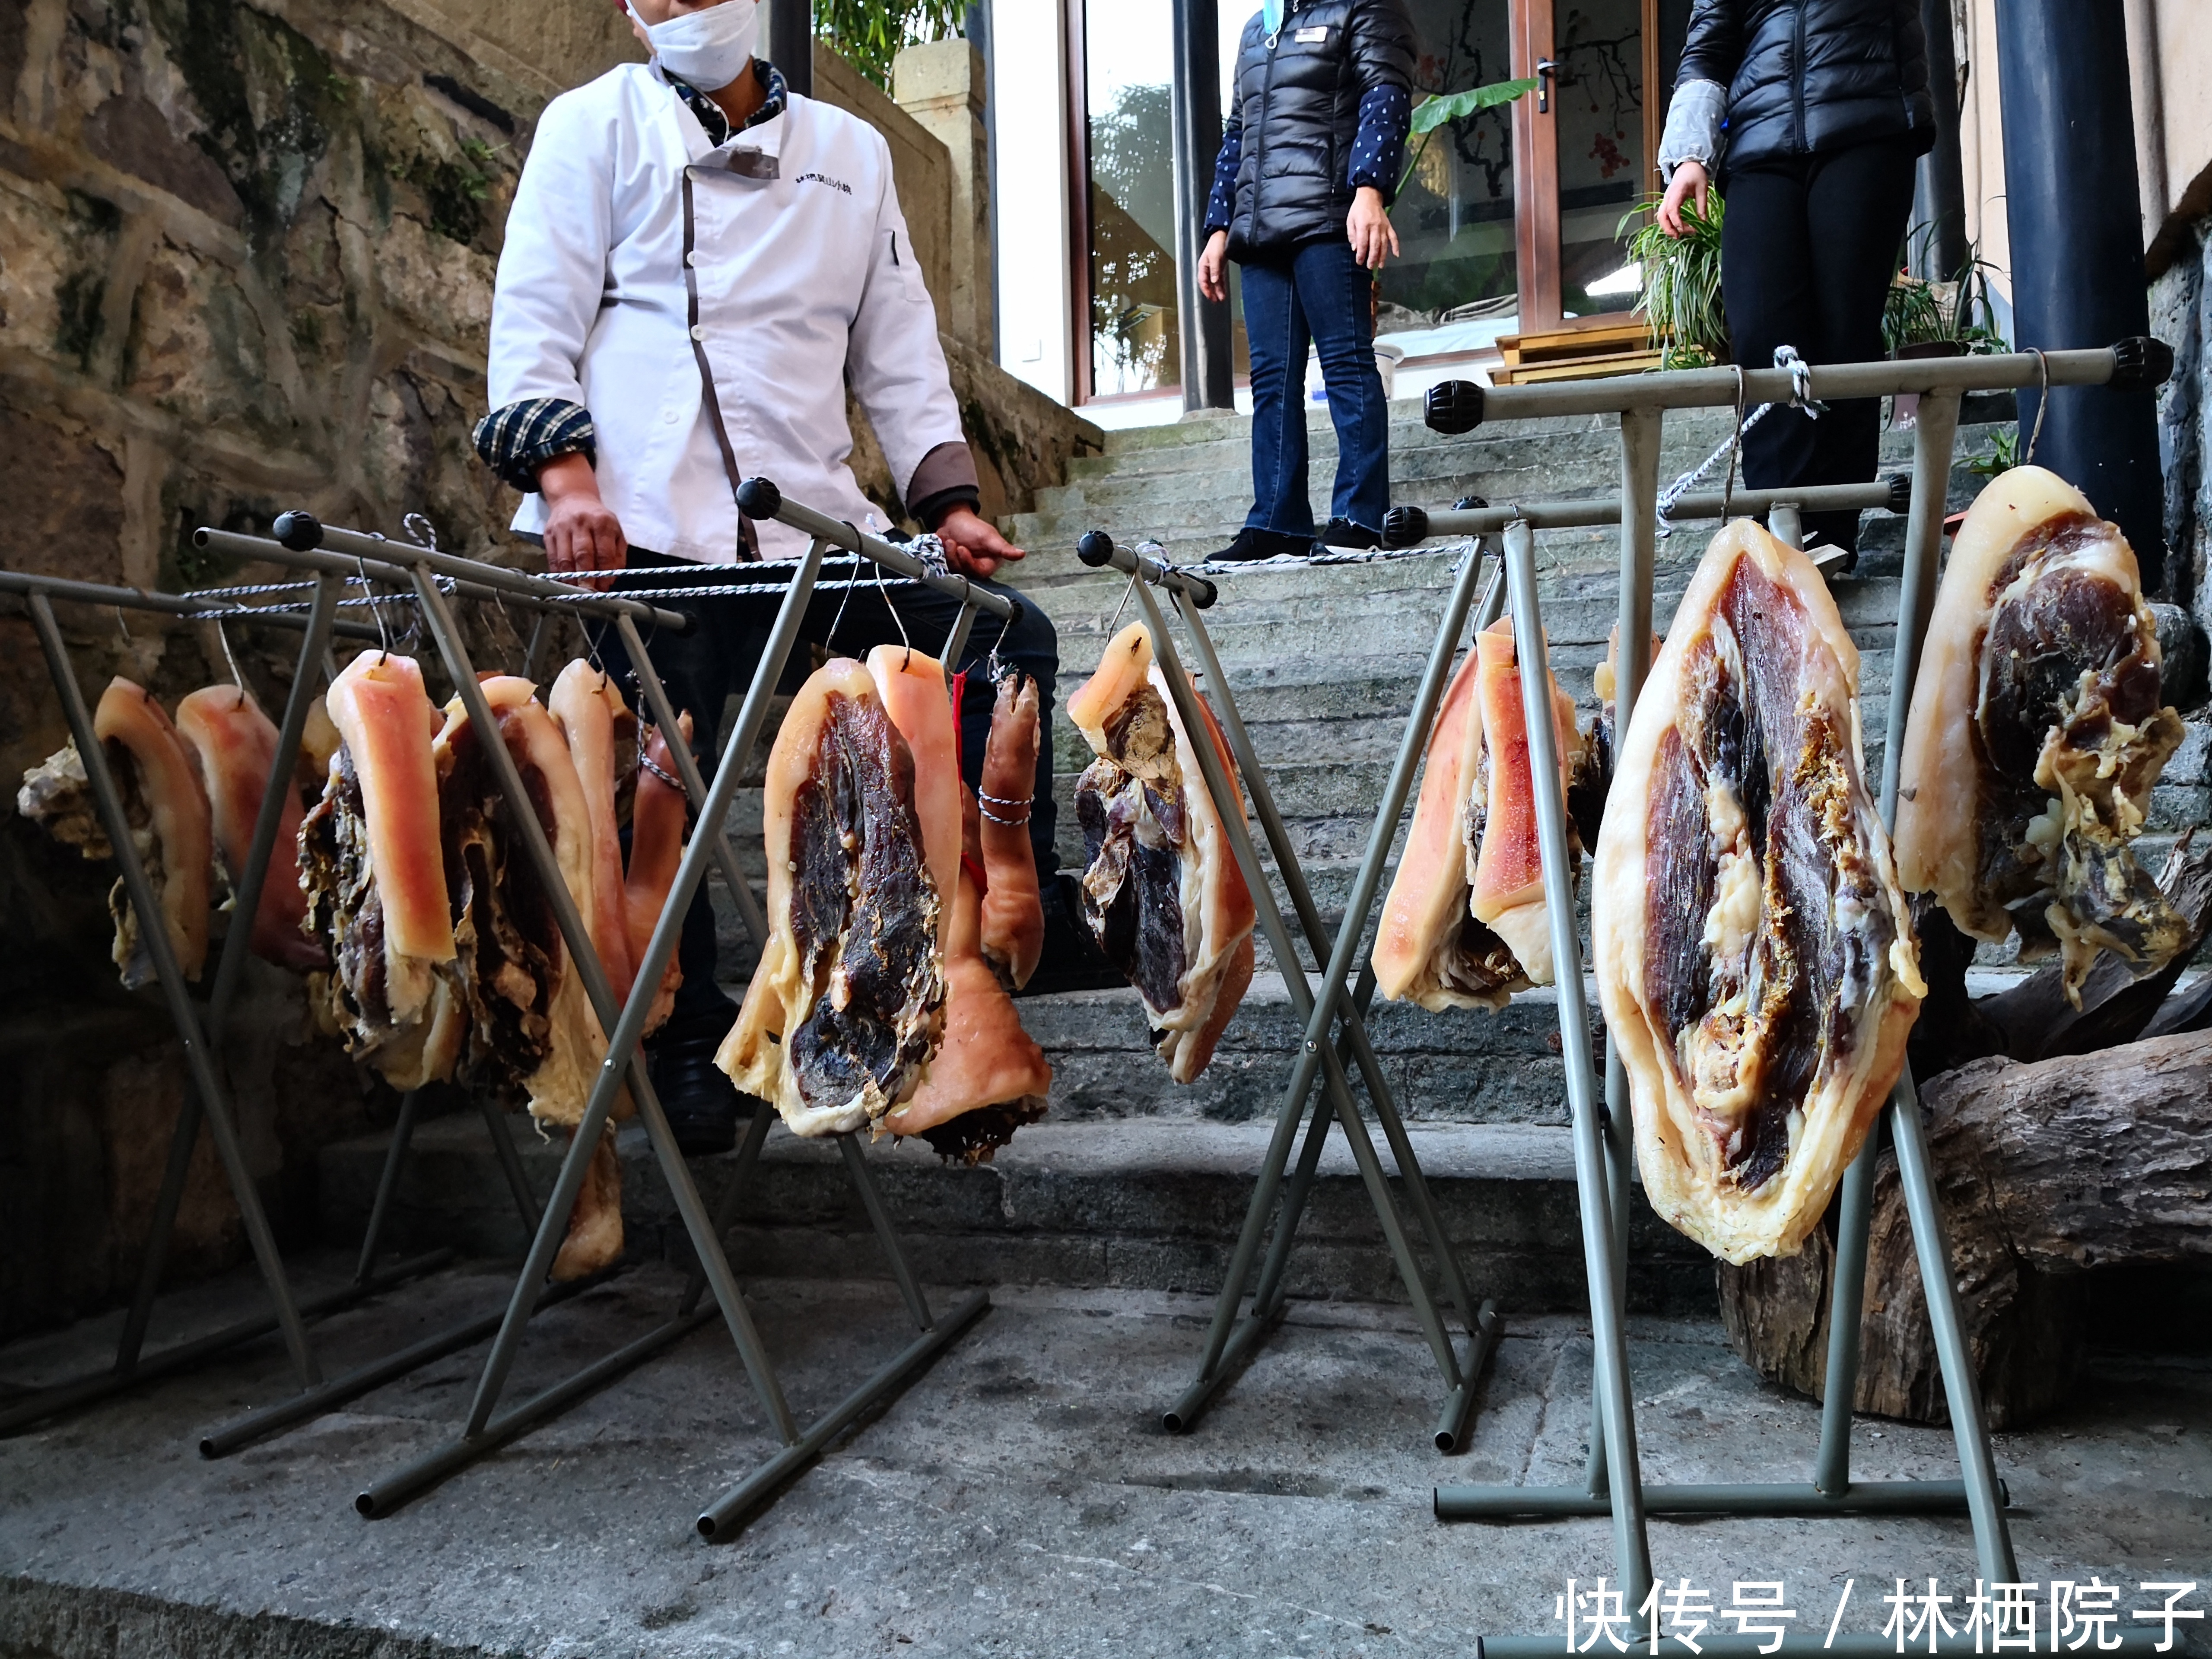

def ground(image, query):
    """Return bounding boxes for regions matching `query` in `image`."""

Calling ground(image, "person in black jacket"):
[1656,0,1936,560]
[1197,0,1417,561]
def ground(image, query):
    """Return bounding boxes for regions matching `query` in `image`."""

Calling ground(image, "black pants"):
[1722,139,1918,555]
[587,550,1061,1040]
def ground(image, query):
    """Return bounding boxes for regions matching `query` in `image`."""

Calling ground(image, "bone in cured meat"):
[175,687,326,972]
[1594,522,1926,1264]
[19,678,216,988]
[549,661,639,1008]
[886,789,1053,1162]
[622,714,692,1036]
[1371,620,1583,1011]
[978,674,1045,991]
[1894,466,2187,1002]
[717,658,948,1136]
[1070,623,1257,1083]
[299,653,462,1089]
[442,676,607,1130]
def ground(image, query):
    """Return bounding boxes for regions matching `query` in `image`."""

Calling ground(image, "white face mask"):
[646,1,760,93]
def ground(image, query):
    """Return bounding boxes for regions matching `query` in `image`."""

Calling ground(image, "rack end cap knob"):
[1885,473,1914,514]
[735,476,782,518]
[1382,506,1430,548]
[1186,574,1219,610]
[1425,380,1487,436]
[2110,335,2175,392]
[272,511,323,552]
[1077,531,1116,568]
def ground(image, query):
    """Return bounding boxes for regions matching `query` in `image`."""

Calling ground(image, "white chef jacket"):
[488,62,964,563]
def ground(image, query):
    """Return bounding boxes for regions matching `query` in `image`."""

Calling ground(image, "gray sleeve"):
[1657,79,1728,182]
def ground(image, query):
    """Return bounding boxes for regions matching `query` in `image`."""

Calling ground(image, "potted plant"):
[1620,191,1729,369]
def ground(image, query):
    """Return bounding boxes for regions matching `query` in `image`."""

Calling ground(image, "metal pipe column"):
[1502,523,1651,1607]
[1171,0,1234,411]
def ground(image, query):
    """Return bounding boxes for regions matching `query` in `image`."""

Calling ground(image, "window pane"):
[1552,0,1648,317]
[1379,0,1522,356]
[1087,0,1180,396]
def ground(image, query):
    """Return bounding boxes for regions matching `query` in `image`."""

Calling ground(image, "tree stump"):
[1718,1028,2212,1427]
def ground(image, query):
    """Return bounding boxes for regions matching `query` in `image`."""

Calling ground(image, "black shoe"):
[1313,517,1382,555]
[1015,872,1130,997]
[1210,526,1310,563]
[649,1026,748,1155]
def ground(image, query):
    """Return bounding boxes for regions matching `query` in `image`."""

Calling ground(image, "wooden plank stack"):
[1491,318,1663,385]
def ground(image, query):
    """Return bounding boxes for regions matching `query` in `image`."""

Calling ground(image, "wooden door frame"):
[1512,0,1662,335]
[1065,0,1095,406]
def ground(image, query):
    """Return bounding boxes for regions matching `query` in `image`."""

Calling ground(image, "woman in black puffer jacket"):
[1656,0,1937,560]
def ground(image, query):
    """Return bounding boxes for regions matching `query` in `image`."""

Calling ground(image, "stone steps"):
[317,1102,1713,1316]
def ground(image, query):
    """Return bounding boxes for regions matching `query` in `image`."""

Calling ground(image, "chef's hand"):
[1198,229,1231,303]
[934,507,1025,581]
[1657,160,1710,238]
[538,453,627,590]
[1347,186,1399,270]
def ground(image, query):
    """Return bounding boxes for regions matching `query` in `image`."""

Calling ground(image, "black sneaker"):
[1313,517,1382,555]
[648,1024,751,1155]
[1211,526,1310,563]
[1015,872,1130,997]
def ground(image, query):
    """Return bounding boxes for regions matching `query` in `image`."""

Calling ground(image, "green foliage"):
[1966,427,2019,479]
[1882,229,2009,356]
[1620,189,1728,366]
[1396,79,1537,199]
[399,140,499,245]
[815,0,964,90]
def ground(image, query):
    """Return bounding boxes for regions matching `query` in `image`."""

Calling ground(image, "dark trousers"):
[587,551,1061,1039]
[1241,235,1391,538]
[1722,139,1919,554]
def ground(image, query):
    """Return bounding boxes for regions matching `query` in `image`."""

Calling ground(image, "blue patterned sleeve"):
[472,398,597,494]
[1204,119,1242,236]
[1349,83,1411,201]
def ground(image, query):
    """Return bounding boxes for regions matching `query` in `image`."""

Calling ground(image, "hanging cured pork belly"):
[18,678,216,988]
[622,714,692,1036]
[886,788,1054,1161]
[717,658,949,1136]
[1371,620,1584,1010]
[1894,466,2187,1002]
[978,673,1045,991]
[551,1125,623,1283]
[175,687,326,972]
[1069,623,1257,1083]
[1594,522,1925,1264]
[549,662,639,1008]
[299,653,463,1089]
[437,676,607,1130]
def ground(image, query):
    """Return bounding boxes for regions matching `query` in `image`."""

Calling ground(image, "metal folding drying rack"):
[0,566,465,1436]
[3,487,1008,1537]
[1082,338,2173,1652]
[1399,340,2170,1655]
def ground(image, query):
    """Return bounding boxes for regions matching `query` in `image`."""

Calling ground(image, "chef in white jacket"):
[474,0,1105,1153]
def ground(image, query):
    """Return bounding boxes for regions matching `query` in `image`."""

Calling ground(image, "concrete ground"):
[1,1258,2206,1659]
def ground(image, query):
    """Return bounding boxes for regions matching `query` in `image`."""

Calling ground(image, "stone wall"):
[0,3,1093,1340]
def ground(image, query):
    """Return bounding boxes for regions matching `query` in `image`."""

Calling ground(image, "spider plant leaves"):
[1618,190,1728,366]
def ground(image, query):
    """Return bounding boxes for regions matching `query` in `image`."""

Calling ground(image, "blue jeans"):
[1241,237,1389,537]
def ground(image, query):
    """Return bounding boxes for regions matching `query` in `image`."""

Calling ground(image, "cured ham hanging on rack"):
[623,714,692,1037]
[978,673,1045,991]
[1894,465,2187,1003]
[1372,619,1588,1010]
[1594,522,1925,1264]
[1069,623,1257,1083]
[19,677,217,988]
[175,686,327,972]
[718,657,950,1136]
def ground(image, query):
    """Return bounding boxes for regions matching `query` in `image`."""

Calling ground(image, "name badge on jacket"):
[1294,24,1328,41]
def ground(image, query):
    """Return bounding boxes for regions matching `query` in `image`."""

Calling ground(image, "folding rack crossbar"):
[0,567,454,1437]
[327,477,1001,1537]
[1374,340,2173,1655]
[1070,531,1503,1452]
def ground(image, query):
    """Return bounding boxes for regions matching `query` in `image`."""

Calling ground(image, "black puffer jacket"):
[1679,0,1935,177]
[1222,0,1416,258]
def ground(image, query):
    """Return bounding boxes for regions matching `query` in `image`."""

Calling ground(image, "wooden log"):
[1719,1028,2212,1427]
